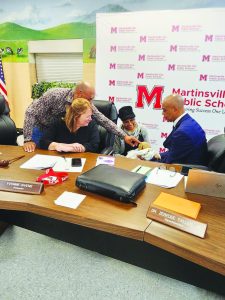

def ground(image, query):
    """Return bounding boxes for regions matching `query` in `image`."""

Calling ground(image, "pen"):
[136,166,142,173]
[62,156,70,170]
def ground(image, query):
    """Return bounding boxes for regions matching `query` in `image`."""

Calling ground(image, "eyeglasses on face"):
[156,165,176,177]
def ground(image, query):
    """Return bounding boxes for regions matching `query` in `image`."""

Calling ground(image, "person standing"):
[23,81,139,152]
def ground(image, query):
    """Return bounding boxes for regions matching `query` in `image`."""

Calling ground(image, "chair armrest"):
[174,163,209,170]
[16,128,23,136]
[100,146,115,155]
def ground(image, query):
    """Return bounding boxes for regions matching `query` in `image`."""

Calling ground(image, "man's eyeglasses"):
[156,165,176,177]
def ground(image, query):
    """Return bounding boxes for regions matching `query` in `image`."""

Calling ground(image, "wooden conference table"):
[0,145,224,295]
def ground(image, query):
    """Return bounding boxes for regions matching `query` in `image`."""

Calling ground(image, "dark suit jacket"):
[160,114,208,165]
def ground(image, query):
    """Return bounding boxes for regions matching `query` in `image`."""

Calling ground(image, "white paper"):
[96,156,115,166]
[20,154,59,170]
[54,191,86,209]
[53,157,86,172]
[20,154,85,172]
[146,167,184,188]
[131,165,152,176]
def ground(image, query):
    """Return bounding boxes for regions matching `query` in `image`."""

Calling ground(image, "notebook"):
[152,192,201,219]
[185,169,225,199]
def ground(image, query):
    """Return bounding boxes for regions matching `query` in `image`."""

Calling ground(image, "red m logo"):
[159,147,167,153]
[136,85,164,108]
[161,132,168,138]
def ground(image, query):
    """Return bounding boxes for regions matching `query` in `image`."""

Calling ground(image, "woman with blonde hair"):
[39,98,99,153]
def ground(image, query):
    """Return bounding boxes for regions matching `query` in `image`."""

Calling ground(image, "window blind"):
[35,53,83,83]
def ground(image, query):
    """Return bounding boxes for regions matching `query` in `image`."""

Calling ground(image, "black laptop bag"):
[75,164,146,205]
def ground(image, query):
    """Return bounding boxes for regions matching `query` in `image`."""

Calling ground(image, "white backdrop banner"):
[95,8,225,152]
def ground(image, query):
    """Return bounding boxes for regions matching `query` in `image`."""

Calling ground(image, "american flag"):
[0,56,8,101]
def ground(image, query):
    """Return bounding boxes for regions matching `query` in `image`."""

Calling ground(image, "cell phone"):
[71,158,82,167]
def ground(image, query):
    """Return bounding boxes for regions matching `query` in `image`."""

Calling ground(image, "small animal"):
[138,142,151,150]
[17,48,23,55]
[5,47,13,55]
[89,45,96,59]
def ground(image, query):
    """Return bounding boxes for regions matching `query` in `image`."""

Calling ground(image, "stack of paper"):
[146,167,183,188]
[20,154,85,172]
[20,154,58,170]
[55,191,86,209]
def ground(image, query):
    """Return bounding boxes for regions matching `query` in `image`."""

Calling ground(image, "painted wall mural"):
[0,0,224,63]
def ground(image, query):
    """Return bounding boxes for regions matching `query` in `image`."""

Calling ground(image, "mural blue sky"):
[0,0,225,29]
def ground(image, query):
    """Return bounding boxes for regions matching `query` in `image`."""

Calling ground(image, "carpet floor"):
[0,226,223,300]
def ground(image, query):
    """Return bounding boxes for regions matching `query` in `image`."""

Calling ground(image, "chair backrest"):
[0,95,17,145]
[207,134,225,173]
[92,100,118,153]
[0,95,10,115]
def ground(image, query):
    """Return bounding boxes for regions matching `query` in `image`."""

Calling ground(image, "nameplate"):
[147,205,207,238]
[0,179,44,195]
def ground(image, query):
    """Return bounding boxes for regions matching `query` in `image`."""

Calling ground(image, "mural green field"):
[0,22,96,63]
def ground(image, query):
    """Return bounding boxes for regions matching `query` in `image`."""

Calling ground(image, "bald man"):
[142,94,208,165]
[23,81,139,152]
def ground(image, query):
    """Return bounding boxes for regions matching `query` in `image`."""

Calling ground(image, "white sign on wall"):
[96,8,225,152]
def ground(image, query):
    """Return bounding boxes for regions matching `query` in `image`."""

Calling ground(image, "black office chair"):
[0,95,17,145]
[207,133,225,173]
[177,133,225,174]
[93,100,118,154]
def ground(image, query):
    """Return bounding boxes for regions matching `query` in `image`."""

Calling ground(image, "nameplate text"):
[147,205,207,238]
[0,179,44,194]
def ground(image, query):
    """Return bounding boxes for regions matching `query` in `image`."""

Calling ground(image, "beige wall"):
[83,63,96,87]
[4,62,36,128]
[3,62,96,128]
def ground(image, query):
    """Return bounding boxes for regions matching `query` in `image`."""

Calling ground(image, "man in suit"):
[141,94,208,165]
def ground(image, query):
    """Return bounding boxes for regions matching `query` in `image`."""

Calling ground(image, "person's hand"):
[23,141,36,152]
[50,142,85,152]
[124,135,140,147]
[54,143,74,152]
[71,143,85,152]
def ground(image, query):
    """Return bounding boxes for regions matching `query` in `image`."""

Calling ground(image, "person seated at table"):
[113,106,150,156]
[139,94,208,165]
[39,98,99,153]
